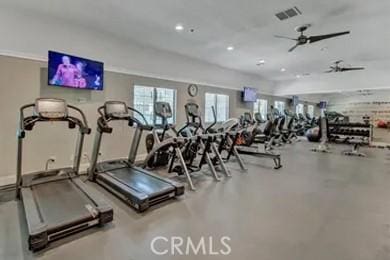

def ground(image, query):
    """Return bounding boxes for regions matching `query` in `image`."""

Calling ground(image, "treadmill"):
[15,98,113,251]
[88,101,184,212]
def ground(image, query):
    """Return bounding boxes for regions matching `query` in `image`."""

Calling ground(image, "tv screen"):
[243,87,257,102]
[48,51,104,90]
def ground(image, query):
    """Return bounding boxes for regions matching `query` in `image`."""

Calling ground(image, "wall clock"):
[188,84,198,97]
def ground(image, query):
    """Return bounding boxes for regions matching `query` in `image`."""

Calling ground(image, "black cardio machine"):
[224,112,282,169]
[16,98,113,251]
[88,101,184,212]
[177,103,231,179]
[143,102,195,190]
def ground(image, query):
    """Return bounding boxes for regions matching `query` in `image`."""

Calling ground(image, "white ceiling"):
[1,0,390,93]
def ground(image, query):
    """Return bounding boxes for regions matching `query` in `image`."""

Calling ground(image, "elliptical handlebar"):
[205,106,217,134]
[178,103,202,136]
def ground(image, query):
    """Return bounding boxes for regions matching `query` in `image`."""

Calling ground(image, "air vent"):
[275,12,289,21]
[275,6,302,21]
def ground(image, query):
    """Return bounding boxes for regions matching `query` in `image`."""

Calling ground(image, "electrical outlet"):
[82,153,90,162]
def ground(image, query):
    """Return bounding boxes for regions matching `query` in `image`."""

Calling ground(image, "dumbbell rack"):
[328,122,372,156]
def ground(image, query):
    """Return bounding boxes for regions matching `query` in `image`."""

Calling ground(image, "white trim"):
[0,175,15,186]
[0,50,274,94]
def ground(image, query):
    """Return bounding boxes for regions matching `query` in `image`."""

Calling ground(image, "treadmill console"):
[155,102,172,119]
[34,98,68,119]
[104,101,129,118]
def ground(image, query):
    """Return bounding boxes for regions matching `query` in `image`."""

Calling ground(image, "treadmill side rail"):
[95,164,184,212]
[131,166,185,196]
[21,188,49,251]
[72,178,114,224]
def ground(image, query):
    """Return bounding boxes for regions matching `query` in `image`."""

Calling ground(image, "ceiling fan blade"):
[308,31,350,43]
[340,67,365,72]
[324,69,334,73]
[288,43,300,52]
[274,35,297,41]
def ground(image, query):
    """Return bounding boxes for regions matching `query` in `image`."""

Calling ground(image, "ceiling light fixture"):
[175,24,184,31]
[281,68,286,72]
[227,46,235,51]
[296,74,301,78]
[257,59,265,65]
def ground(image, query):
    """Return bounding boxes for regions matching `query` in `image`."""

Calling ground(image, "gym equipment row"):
[14,98,253,251]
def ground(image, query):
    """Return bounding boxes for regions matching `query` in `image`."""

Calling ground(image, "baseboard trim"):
[0,175,16,187]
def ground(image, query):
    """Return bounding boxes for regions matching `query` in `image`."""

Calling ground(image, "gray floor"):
[1,142,390,260]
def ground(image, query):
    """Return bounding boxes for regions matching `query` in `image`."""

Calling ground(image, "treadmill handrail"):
[205,106,217,134]
[18,103,91,136]
[96,105,153,132]
[89,103,153,181]
[16,99,91,198]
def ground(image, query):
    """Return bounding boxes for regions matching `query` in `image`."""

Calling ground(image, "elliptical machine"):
[176,103,231,180]
[143,102,196,190]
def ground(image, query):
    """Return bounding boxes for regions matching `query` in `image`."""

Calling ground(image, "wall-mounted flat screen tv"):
[48,51,104,90]
[243,87,257,102]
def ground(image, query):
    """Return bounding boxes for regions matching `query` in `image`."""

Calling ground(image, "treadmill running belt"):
[103,167,173,196]
[32,180,95,229]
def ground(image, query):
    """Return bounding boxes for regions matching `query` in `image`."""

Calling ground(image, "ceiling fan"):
[325,60,365,73]
[275,24,350,52]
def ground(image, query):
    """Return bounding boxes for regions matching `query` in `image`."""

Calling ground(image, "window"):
[308,105,314,118]
[133,85,176,125]
[296,103,304,115]
[205,93,229,123]
[253,99,268,120]
[274,101,285,115]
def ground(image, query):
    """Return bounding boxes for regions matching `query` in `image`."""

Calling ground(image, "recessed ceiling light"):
[281,68,286,72]
[227,46,235,51]
[296,74,301,78]
[257,59,265,65]
[175,24,184,31]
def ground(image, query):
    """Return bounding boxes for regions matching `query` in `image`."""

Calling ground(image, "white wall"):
[327,90,390,124]
[0,55,270,185]
[274,63,390,96]
[0,8,274,94]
